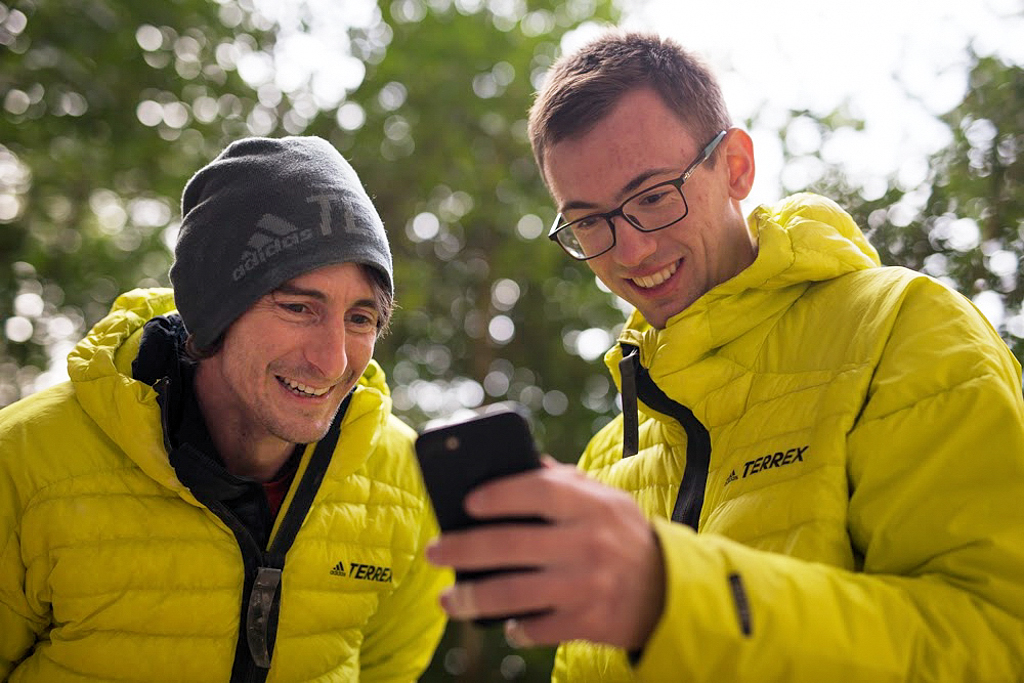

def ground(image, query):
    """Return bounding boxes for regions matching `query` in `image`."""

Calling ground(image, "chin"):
[269,414,336,446]
[275,428,325,447]
[633,304,668,328]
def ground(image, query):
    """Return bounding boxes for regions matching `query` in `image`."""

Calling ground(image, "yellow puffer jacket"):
[554,194,1024,682]
[0,289,449,682]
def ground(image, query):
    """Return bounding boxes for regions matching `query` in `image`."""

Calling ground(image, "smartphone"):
[416,403,543,534]
[415,403,547,626]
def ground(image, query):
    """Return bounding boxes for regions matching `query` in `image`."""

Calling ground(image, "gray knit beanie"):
[170,136,393,349]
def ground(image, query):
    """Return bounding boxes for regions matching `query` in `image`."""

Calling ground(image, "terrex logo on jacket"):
[330,559,393,583]
[725,445,809,486]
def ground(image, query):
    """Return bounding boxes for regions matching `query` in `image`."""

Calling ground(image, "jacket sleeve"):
[636,279,1024,682]
[358,493,451,683]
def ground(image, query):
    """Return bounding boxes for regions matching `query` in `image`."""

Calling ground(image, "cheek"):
[348,336,376,370]
[583,259,616,290]
[221,346,261,388]
[220,330,280,386]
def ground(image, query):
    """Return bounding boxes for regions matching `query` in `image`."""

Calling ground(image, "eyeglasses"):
[548,130,728,261]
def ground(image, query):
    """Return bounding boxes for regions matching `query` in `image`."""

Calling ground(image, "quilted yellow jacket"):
[554,194,1024,682]
[0,289,449,682]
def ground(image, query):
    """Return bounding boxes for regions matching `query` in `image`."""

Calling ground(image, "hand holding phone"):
[415,403,547,626]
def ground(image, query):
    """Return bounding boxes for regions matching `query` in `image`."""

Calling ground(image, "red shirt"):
[262,448,302,517]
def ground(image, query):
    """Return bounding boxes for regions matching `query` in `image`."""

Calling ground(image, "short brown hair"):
[528,31,732,182]
[362,263,396,336]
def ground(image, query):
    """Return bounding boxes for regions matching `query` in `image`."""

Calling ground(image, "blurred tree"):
[313,1,624,467]
[780,53,1024,361]
[0,0,281,403]
[0,0,625,458]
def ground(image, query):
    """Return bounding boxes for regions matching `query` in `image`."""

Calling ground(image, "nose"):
[305,323,348,383]
[610,214,658,266]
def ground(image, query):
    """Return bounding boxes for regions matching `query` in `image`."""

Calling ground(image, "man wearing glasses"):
[427,30,1024,682]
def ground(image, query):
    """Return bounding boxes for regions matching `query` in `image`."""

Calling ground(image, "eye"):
[347,310,380,331]
[636,189,672,207]
[280,302,310,315]
[573,215,601,231]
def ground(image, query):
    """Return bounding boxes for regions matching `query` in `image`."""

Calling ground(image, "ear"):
[722,128,755,201]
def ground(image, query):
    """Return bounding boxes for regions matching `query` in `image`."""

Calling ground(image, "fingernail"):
[463,490,483,515]
[505,619,534,649]
[441,586,477,619]
[424,541,440,564]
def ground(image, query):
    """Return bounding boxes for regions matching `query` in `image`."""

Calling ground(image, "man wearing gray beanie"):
[0,136,449,682]
[171,136,395,352]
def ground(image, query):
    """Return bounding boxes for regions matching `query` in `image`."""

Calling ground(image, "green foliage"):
[0,0,279,401]
[0,0,625,464]
[317,1,624,462]
[789,54,1024,361]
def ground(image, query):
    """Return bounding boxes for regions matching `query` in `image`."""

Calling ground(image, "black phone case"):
[416,406,541,532]
[415,405,548,626]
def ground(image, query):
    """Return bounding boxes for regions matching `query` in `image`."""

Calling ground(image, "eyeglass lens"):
[561,184,688,258]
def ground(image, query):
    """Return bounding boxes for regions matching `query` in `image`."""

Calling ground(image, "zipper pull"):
[619,346,640,458]
[246,565,282,668]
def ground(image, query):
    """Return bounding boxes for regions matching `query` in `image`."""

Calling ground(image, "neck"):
[192,362,296,483]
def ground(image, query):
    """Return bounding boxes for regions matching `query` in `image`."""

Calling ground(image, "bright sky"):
[616,0,1024,209]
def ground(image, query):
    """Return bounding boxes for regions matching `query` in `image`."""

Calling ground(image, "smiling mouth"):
[278,376,331,398]
[630,261,679,289]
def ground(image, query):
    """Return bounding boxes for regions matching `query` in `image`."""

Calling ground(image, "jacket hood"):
[66,288,392,491]
[608,193,881,383]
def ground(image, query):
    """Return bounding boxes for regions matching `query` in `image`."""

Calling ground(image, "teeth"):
[632,261,678,289]
[282,377,330,397]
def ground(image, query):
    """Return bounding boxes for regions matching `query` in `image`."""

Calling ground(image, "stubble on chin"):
[273,375,359,445]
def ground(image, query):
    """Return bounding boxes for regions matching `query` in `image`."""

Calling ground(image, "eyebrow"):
[560,166,677,213]
[272,284,379,313]
[273,283,326,301]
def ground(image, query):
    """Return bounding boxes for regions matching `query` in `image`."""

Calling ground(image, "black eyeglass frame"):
[547,129,729,261]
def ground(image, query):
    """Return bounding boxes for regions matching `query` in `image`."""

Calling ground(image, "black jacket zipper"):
[154,377,347,680]
[619,346,753,639]
[156,378,270,682]
[620,345,712,530]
